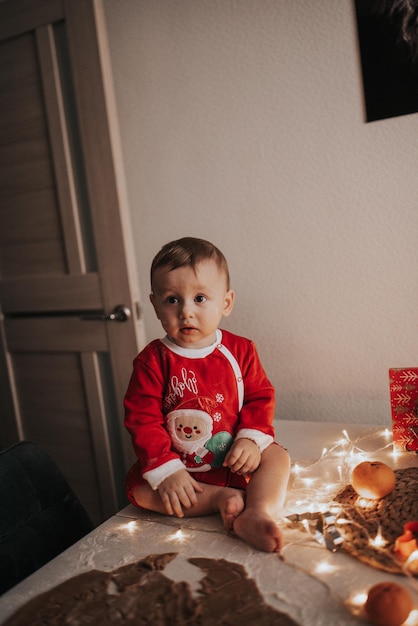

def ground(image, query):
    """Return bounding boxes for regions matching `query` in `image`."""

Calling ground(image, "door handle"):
[81,305,131,322]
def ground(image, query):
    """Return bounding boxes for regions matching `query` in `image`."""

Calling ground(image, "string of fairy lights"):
[283,427,417,563]
[280,426,418,623]
[121,426,418,623]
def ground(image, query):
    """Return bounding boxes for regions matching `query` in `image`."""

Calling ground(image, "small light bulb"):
[315,561,337,574]
[349,591,368,608]
[390,446,400,462]
[301,477,315,487]
[404,609,418,626]
[368,526,387,548]
[356,497,374,509]
[166,528,187,542]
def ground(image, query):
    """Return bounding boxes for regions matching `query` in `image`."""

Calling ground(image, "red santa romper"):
[124,329,276,504]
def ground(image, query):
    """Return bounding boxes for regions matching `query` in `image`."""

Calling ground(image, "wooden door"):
[0,0,146,525]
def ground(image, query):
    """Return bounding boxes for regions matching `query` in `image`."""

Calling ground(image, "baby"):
[124,237,290,552]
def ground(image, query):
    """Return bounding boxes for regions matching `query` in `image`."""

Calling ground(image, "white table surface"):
[1,419,417,626]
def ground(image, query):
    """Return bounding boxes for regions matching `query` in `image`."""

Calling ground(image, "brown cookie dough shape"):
[5,553,300,626]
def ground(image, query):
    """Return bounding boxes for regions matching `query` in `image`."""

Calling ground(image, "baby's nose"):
[180,301,194,317]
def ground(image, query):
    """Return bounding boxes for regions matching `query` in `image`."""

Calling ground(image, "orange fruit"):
[351,461,395,499]
[365,582,413,626]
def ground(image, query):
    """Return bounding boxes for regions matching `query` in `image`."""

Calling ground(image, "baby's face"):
[150,259,234,349]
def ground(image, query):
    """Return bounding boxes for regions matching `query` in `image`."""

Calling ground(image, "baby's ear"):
[223,290,235,317]
[149,293,159,318]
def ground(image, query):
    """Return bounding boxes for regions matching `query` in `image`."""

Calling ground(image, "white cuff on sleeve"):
[235,429,274,453]
[143,458,186,490]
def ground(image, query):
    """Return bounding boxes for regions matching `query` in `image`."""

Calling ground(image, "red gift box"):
[389,368,418,453]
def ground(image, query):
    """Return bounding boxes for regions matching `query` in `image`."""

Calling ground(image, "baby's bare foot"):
[218,491,245,530]
[233,508,283,553]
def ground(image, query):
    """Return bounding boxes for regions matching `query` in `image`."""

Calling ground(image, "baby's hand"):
[158,469,203,518]
[223,438,261,475]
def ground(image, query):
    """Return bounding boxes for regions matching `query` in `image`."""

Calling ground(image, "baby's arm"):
[223,438,261,476]
[157,469,203,517]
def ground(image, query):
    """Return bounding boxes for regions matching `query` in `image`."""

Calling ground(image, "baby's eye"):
[195,295,206,303]
[166,296,179,304]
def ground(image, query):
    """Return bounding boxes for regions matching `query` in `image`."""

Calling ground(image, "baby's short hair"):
[151,237,230,290]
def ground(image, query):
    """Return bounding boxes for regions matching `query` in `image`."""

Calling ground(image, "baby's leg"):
[233,443,290,553]
[131,481,245,527]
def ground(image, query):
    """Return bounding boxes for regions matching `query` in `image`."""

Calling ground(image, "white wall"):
[103,0,418,425]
